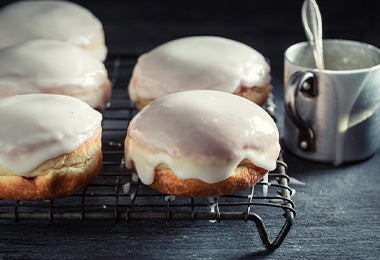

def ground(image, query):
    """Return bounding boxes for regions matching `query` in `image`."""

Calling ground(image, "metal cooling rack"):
[0,54,295,251]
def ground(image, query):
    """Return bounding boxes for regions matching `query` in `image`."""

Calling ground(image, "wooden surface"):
[0,0,379,259]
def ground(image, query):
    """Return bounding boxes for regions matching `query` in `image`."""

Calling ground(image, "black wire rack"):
[0,54,295,251]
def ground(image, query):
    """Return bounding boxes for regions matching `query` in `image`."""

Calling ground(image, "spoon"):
[302,0,325,69]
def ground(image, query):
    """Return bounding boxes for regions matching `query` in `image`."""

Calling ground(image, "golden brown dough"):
[0,127,102,200]
[235,83,272,107]
[132,159,268,197]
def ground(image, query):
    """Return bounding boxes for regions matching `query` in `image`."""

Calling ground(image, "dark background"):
[75,0,379,81]
[0,0,379,259]
[1,0,378,81]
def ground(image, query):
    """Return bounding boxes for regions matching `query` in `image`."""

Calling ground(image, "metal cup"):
[284,39,380,165]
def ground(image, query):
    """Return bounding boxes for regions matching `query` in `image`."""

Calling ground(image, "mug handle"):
[285,71,318,152]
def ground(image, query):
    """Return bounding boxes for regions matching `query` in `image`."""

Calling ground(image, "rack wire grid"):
[0,53,295,251]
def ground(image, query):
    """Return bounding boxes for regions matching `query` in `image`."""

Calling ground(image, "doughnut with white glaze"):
[0,39,111,110]
[0,0,107,61]
[124,90,280,197]
[0,94,103,200]
[128,36,271,110]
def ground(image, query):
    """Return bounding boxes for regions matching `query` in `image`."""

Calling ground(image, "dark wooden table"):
[0,1,379,259]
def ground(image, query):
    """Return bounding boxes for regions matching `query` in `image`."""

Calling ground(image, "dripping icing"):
[125,90,280,184]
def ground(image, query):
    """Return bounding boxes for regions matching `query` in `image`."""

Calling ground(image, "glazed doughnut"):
[0,94,102,200]
[0,0,107,61]
[128,36,271,110]
[0,39,111,110]
[124,90,280,197]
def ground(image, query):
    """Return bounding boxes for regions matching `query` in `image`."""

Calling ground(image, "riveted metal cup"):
[284,39,380,165]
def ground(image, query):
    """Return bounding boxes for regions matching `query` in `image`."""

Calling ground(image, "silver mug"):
[284,39,380,165]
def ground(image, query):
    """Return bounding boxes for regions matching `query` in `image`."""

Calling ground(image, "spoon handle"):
[302,0,325,69]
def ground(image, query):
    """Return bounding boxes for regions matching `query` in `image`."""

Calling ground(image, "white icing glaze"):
[0,94,102,175]
[128,36,271,101]
[0,39,107,100]
[125,90,280,185]
[0,0,106,60]
[90,41,108,62]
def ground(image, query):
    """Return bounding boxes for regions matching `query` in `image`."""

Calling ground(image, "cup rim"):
[284,39,380,73]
